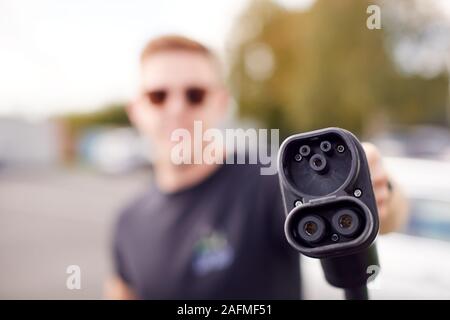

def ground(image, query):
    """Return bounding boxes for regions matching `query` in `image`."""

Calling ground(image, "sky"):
[0,0,242,119]
[0,0,448,120]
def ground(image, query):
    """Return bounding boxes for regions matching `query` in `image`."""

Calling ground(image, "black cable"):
[344,285,369,300]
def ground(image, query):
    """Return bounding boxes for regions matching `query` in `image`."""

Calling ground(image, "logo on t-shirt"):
[191,230,234,276]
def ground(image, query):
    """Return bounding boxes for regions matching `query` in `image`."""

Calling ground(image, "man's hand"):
[104,276,137,300]
[362,142,409,234]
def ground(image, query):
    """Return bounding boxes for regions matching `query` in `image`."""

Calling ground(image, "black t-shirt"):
[113,162,301,299]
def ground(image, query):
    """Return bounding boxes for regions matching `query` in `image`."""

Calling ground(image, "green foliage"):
[62,103,130,134]
[229,0,449,138]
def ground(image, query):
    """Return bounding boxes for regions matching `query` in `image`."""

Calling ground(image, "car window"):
[404,198,450,242]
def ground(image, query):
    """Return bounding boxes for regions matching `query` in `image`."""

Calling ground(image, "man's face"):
[129,51,228,160]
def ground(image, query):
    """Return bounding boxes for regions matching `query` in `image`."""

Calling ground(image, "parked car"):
[371,125,450,160]
[78,127,151,174]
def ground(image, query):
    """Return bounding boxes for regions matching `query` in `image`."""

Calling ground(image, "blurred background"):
[1,0,450,299]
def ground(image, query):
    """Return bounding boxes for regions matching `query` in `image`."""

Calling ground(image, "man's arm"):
[362,143,409,234]
[106,209,138,300]
[104,276,137,300]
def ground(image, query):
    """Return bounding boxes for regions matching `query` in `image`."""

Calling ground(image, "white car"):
[79,127,151,174]
[301,157,450,299]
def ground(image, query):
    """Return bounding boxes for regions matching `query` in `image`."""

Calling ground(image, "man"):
[104,35,409,299]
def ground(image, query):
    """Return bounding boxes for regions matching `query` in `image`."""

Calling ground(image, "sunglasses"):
[144,87,208,107]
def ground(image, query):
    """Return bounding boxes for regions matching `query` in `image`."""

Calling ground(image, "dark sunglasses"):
[145,87,208,107]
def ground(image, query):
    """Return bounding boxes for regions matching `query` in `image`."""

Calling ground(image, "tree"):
[228,0,449,138]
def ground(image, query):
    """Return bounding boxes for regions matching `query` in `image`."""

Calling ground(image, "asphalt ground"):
[0,166,150,299]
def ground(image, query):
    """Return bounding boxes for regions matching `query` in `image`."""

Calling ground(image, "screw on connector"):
[294,200,303,207]
[354,189,362,198]
[331,234,339,242]
[337,145,345,153]
[294,154,302,162]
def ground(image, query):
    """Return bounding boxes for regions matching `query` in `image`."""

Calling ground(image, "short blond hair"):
[140,35,214,62]
[140,34,225,84]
